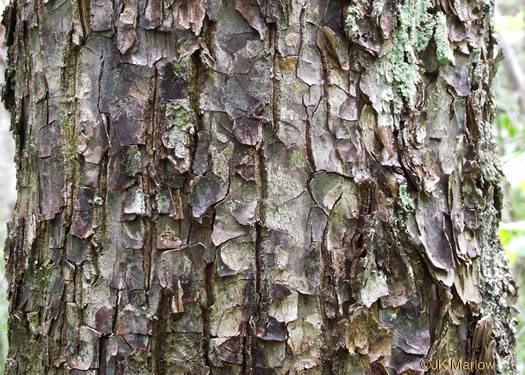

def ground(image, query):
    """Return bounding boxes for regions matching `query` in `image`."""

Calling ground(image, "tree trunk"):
[1,0,517,373]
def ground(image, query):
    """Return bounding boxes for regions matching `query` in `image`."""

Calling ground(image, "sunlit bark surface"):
[2,0,517,373]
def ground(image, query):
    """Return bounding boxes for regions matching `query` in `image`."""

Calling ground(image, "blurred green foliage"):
[494,1,525,372]
[495,10,525,34]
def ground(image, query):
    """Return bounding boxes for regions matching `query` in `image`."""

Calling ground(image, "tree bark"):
[1,0,517,373]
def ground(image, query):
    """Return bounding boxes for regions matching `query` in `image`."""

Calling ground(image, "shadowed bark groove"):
[1,0,517,374]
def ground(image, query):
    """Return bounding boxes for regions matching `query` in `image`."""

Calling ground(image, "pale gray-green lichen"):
[399,184,415,210]
[164,100,195,159]
[162,99,195,173]
[352,1,454,112]
[345,5,361,39]
[414,0,435,52]
[434,12,454,65]
[389,0,432,106]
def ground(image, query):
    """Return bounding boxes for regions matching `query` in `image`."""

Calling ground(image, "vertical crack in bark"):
[96,159,109,374]
[96,57,106,117]
[298,5,305,49]
[94,47,110,370]
[202,261,215,372]
[77,0,90,43]
[241,19,277,375]
[270,19,281,141]
[146,62,160,374]
[98,334,108,375]
[241,321,249,374]
[318,192,342,374]
[190,24,215,372]
[111,288,121,337]
[144,62,159,292]
[62,43,80,227]
[246,126,268,375]
[315,19,341,372]
[395,120,419,193]
[304,110,317,174]
[151,291,168,375]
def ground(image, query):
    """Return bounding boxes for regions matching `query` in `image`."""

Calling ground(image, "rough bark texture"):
[1,0,517,373]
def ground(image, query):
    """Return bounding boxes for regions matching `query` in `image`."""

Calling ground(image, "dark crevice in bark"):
[16,20,30,158]
[8,218,25,310]
[111,287,120,337]
[395,120,420,194]
[202,261,215,373]
[77,0,91,43]
[97,57,107,117]
[297,5,306,76]
[245,19,276,375]
[193,20,215,373]
[98,334,108,375]
[304,111,317,175]
[270,23,280,140]
[319,190,341,374]
[60,33,81,230]
[245,129,269,374]
[241,334,249,374]
[144,62,159,293]
[95,162,109,375]
[151,290,168,375]
[190,47,204,174]
[316,17,340,372]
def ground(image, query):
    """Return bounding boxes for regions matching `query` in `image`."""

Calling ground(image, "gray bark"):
[1,0,517,374]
